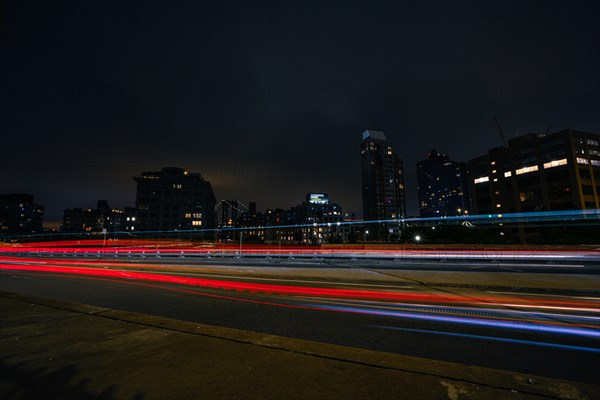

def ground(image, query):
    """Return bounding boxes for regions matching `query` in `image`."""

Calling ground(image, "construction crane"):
[493,115,507,147]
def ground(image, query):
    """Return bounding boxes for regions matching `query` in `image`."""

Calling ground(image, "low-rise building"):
[0,193,44,233]
[133,167,216,237]
[62,200,128,233]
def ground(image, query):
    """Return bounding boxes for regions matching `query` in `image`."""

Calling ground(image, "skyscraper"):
[360,130,406,241]
[417,150,471,218]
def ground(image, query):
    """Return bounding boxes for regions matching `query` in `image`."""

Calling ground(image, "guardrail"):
[2,248,599,264]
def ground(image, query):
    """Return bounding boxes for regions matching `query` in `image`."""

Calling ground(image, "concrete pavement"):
[1,291,598,400]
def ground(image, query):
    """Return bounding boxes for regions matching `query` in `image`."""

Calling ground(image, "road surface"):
[1,255,598,385]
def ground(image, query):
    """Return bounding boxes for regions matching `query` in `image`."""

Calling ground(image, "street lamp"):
[364,230,369,242]
[414,235,421,243]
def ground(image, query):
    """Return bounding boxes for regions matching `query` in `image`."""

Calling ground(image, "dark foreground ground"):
[1,291,598,400]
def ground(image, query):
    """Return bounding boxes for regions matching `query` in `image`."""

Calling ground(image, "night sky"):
[2,1,599,227]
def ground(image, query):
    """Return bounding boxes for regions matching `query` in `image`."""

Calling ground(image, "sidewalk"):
[1,291,598,400]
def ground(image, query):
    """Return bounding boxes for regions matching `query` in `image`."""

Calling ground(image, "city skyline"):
[2,1,599,226]
[5,127,600,229]
[6,125,599,231]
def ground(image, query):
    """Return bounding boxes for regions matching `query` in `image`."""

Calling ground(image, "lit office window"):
[576,157,589,165]
[515,165,539,175]
[474,176,489,184]
[543,158,568,169]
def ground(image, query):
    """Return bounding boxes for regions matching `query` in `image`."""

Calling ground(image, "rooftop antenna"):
[493,115,507,147]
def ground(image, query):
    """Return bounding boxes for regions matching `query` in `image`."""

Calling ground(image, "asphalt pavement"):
[1,290,598,400]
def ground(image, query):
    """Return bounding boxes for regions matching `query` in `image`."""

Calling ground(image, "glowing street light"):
[414,235,421,243]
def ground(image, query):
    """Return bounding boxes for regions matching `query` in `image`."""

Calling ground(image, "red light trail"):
[1,255,597,312]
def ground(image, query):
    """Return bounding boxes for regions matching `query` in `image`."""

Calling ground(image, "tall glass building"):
[360,130,406,241]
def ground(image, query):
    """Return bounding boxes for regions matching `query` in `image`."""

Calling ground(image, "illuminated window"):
[591,160,600,166]
[504,171,512,177]
[193,213,202,218]
[185,213,191,218]
[543,158,568,169]
[515,165,538,175]
[496,204,501,208]
[474,176,489,184]
[576,157,589,165]
[192,220,202,226]
[519,192,535,202]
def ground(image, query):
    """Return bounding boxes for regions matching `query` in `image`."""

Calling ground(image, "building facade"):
[360,130,406,241]
[62,200,126,233]
[133,167,216,236]
[62,208,98,233]
[0,193,44,233]
[296,193,343,244]
[123,207,137,232]
[236,194,344,244]
[469,129,600,214]
[417,150,471,218]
